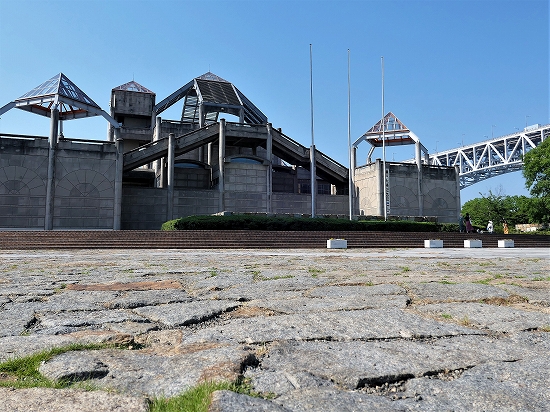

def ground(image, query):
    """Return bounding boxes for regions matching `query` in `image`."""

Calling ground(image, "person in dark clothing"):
[458,214,465,233]
[464,213,473,233]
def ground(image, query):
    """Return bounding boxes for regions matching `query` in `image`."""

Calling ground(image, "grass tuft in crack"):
[0,343,131,389]
[149,378,272,412]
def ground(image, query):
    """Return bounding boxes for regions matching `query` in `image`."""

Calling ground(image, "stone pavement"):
[0,247,548,411]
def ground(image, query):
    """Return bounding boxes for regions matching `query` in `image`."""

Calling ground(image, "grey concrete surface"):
[0,248,548,411]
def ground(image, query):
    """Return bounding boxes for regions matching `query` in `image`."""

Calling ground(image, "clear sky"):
[0,0,548,205]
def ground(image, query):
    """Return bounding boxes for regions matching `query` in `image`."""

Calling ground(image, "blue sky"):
[0,0,548,205]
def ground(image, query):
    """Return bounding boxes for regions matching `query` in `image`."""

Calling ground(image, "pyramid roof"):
[0,73,119,127]
[153,72,267,125]
[113,80,155,94]
[354,112,419,148]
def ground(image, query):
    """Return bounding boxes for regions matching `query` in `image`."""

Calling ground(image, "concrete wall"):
[122,186,221,230]
[112,90,154,117]
[53,140,116,229]
[355,162,382,216]
[272,193,349,215]
[0,137,116,229]
[0,137,48,228]
[354,160,459,223]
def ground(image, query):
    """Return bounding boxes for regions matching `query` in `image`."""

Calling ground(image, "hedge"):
[161,215,441,232]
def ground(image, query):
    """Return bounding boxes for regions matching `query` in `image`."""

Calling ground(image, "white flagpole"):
[381,56,387,221]
[310,44,316,218]
[347,49,352,220]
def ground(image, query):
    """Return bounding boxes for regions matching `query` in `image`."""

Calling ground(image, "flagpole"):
[310,44,316,218]
[381,56,387,221]
[347,49,352,220]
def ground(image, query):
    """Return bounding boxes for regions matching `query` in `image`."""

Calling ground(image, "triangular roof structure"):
[113,80,155,94]
[354,112,419,148]
[0,73,119,127]
[153,71,267,125]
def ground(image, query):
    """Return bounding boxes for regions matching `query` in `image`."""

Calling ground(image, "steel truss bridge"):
[427,124,549,189]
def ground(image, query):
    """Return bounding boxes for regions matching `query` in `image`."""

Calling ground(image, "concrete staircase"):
[0,231,548,249]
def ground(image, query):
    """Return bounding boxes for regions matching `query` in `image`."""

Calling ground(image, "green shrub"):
[438,223,460,232]
[162,215,440,232]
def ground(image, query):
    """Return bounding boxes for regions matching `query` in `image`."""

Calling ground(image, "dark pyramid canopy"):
[154,72,267,125]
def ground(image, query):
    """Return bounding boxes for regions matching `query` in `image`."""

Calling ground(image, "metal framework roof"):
[0,73,120,127]
[113,80,155,94]
[354,112,420,148]
[153,72,267,125]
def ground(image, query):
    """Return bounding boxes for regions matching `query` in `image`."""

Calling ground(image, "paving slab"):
[273,387,404,412]
[0,331,133,362]
[181,308,481,345]
[395,356,550,411]
[499,284,550,306]
[250,295,410,313]
[415,302,550,332]
[39,344,253,398]
[254,334,541,391]
[132,300,239,328]
[408,282,509,303]
[0,387,148,412]
[210,390,290,412]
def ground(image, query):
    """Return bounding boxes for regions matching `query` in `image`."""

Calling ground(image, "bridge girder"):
[428,125,549,189]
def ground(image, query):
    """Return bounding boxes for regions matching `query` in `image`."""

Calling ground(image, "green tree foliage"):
[523,137,550,198]
[462,192,550,228]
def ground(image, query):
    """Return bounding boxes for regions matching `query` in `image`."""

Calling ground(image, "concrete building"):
[0,72,459,230]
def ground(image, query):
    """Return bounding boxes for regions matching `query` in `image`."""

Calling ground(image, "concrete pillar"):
[198,146,204,163]
[218,119,226,212]
[45,107,59,230]
[376,159,384,217]
[153,117,162,187]
[416,141,424,217]
[207,142,212,165]
[310,145,316,218]
[113,129,123,230]
[167,133,175,222]
[350,146,357,216]
[266,123,273,213]
[199,104,205,128]
[455,165,461,218]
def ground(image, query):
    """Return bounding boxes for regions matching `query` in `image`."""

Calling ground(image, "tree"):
[523,138,550,198]
[461,192,544,230]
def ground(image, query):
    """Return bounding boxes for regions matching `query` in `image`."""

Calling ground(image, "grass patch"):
[474,276,494,285]
[439,280,457,284]
[0,343,125,389]
[540,325,550,332]
[533,276,550,281]
[307,267,326,277]
[149,378,270,412]
[440,313,453,319]
[460,315,472,326]
[252,271,293,281]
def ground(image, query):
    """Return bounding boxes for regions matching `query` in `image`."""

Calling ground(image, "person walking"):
[503,220,509,234]
[487,220,493,233]
[464,213,474,233]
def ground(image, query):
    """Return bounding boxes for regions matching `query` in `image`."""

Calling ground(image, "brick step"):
[1,231,548,249]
